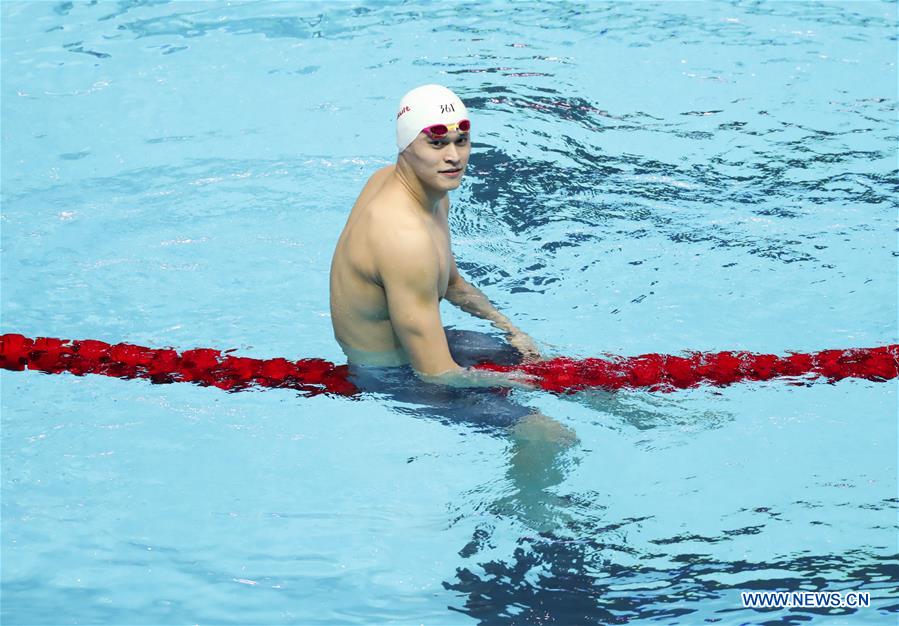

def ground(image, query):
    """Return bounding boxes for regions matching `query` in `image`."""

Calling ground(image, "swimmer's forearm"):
[444,278,520,334]
[419,366,533,390]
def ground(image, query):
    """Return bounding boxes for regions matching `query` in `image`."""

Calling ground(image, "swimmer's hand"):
[420,367,539,390]
[506,329,542,362]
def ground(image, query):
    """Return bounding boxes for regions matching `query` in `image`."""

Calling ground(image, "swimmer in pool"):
[330,84,577,532]
[329,84,541,389]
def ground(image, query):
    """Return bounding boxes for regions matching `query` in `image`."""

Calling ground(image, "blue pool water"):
[1,1,897,624]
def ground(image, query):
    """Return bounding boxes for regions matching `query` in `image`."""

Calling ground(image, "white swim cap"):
[395,84,469,153]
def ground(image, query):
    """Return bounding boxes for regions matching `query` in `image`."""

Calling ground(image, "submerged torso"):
[329,165,451,366]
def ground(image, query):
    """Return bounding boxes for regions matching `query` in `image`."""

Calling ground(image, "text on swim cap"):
[397,105,411,119]
[440,103,455,114]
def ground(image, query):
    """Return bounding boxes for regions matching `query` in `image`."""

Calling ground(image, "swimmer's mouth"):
[439,168,462,174]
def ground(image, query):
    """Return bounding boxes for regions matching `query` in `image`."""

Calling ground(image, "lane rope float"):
[2,333,896,396]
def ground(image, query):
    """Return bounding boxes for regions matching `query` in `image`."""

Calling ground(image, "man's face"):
[403,129,471,191]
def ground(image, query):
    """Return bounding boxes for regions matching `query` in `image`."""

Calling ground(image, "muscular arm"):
[438,198,539,360]
[378,228,459,376]
[444,270,519,335]
[443,253,542,362]
[375,227,535,388]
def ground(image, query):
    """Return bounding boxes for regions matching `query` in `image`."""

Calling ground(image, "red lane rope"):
[1,333,896,396]
[0,333,358,397]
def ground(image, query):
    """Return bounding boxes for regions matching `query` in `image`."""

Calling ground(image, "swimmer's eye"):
[430,135,470,147]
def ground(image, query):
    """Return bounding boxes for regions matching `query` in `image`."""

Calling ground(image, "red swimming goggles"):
[422,119,471,139]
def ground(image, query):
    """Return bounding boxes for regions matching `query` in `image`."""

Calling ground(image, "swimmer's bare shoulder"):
[362,169,430,256]
[334,164,429,294]
[351,164,395,216]
[334,165,398,274]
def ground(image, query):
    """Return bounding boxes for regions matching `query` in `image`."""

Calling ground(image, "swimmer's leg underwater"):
[350,326,583,533]
[446,327,578,442]
[446,328,581,533]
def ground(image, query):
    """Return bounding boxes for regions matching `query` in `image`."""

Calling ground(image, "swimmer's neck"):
[392,158,446,215]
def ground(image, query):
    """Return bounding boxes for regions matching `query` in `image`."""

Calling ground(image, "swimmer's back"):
[330,165,396,360]
[331,164,447,365]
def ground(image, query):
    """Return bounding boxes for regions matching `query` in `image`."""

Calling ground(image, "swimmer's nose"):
[444,142,461,163]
